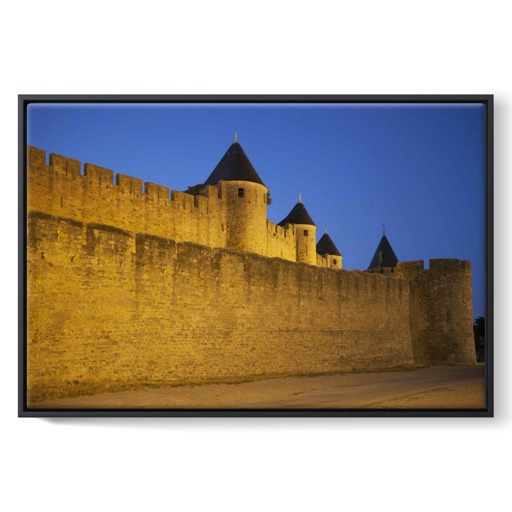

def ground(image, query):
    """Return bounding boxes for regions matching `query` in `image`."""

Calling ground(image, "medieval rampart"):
[27,211,416,402]
[26,147,477,402]
[266,220,297,261]
[27,147,300,263]
[396,260,474,365]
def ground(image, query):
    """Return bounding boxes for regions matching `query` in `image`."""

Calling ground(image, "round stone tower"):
[316,229,342,269]
[203,136,268,255]
[278,196,317,265]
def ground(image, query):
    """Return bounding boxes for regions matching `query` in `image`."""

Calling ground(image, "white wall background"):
[1,2,509,511]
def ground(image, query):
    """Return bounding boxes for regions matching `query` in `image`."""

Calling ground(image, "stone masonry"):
[25,145,476,402]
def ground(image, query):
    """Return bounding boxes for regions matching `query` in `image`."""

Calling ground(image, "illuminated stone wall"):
[26,146,476,403]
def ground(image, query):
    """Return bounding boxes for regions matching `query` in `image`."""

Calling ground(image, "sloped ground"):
[29,365,485,410]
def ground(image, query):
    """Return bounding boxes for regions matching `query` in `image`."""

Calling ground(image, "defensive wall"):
[397,260,475,365]
[27,147,299,264]
[26,147,476,402]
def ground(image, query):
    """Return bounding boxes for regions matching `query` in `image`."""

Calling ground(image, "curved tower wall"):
[294,223,317,265]
[223,180,268,255]
[397,259,476,365]
[326,254,342,269]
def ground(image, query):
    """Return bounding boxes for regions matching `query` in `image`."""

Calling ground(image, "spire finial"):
[298,192,302,203]
[325,226,328,234]
[383,223,386,236]
[234,129,238,143]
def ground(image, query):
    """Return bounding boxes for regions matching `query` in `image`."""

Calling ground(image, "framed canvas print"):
[18,95,493,417]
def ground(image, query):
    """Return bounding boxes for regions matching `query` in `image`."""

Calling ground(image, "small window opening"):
[303,229,309,236]
[238,188,244,197]
[333,259,337,265]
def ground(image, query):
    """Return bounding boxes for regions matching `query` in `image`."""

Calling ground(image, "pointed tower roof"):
[278,201,316,227]
[368,234,399,269]
[204,141,266,187]
[317,232,341,256]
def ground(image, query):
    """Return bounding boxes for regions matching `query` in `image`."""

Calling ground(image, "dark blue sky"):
[27,103,486,318]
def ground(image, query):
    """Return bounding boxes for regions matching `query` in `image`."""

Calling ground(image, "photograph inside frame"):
[21,98,491,415]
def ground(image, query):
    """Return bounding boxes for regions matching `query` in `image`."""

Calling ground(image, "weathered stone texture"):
[295,223,318,265]
[26,147,477,402]
[267,220,296,261]
[27,148,300,262]
[27,212,416,401]
[223,180,268,254]
[398,259,475,365]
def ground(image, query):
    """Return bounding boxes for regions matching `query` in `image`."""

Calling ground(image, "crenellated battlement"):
[170,190,195,210]
[27,146,233,252]
[50,152,81,178]
[27,146,323,264]
[29,146,222,205]
[84,163,115,187]
[27,146,46,168]
[429,258,471,272]
[144,182,170,202]
[397,258,471,278]
[26,145,477,401]
[266,220,296,262]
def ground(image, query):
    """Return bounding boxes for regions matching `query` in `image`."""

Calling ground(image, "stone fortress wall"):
[27,147,305,266]
[26,147,476,402]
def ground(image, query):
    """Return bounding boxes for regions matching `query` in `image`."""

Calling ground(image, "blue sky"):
[27,102,487,318]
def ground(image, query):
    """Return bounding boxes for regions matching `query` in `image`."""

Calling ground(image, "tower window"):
[333,259,337,264]
[303,229,309,236]
[238,188,244,197]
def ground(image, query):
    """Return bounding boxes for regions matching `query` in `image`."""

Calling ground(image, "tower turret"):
[367,227,399,273]
[278,196,317,265]
[204,137,268,255]
[316,229,342,269]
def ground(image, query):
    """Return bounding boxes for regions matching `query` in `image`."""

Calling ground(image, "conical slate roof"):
[204,142,266,187]
[368,235,399,269]
[278,202,316,227]
[316,233,341,256]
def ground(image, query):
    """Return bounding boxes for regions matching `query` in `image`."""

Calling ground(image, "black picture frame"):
[18,94,494,417]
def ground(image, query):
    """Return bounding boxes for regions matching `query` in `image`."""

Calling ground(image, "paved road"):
[33,365,486,410]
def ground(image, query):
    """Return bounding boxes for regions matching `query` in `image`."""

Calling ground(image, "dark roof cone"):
[317,232,341,256]
[278,201,316,227]
[368,234,399,270]
[204,141,266,187]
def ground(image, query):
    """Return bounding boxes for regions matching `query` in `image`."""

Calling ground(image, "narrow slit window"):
[303,229,309,236]
[238,188,244,197]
